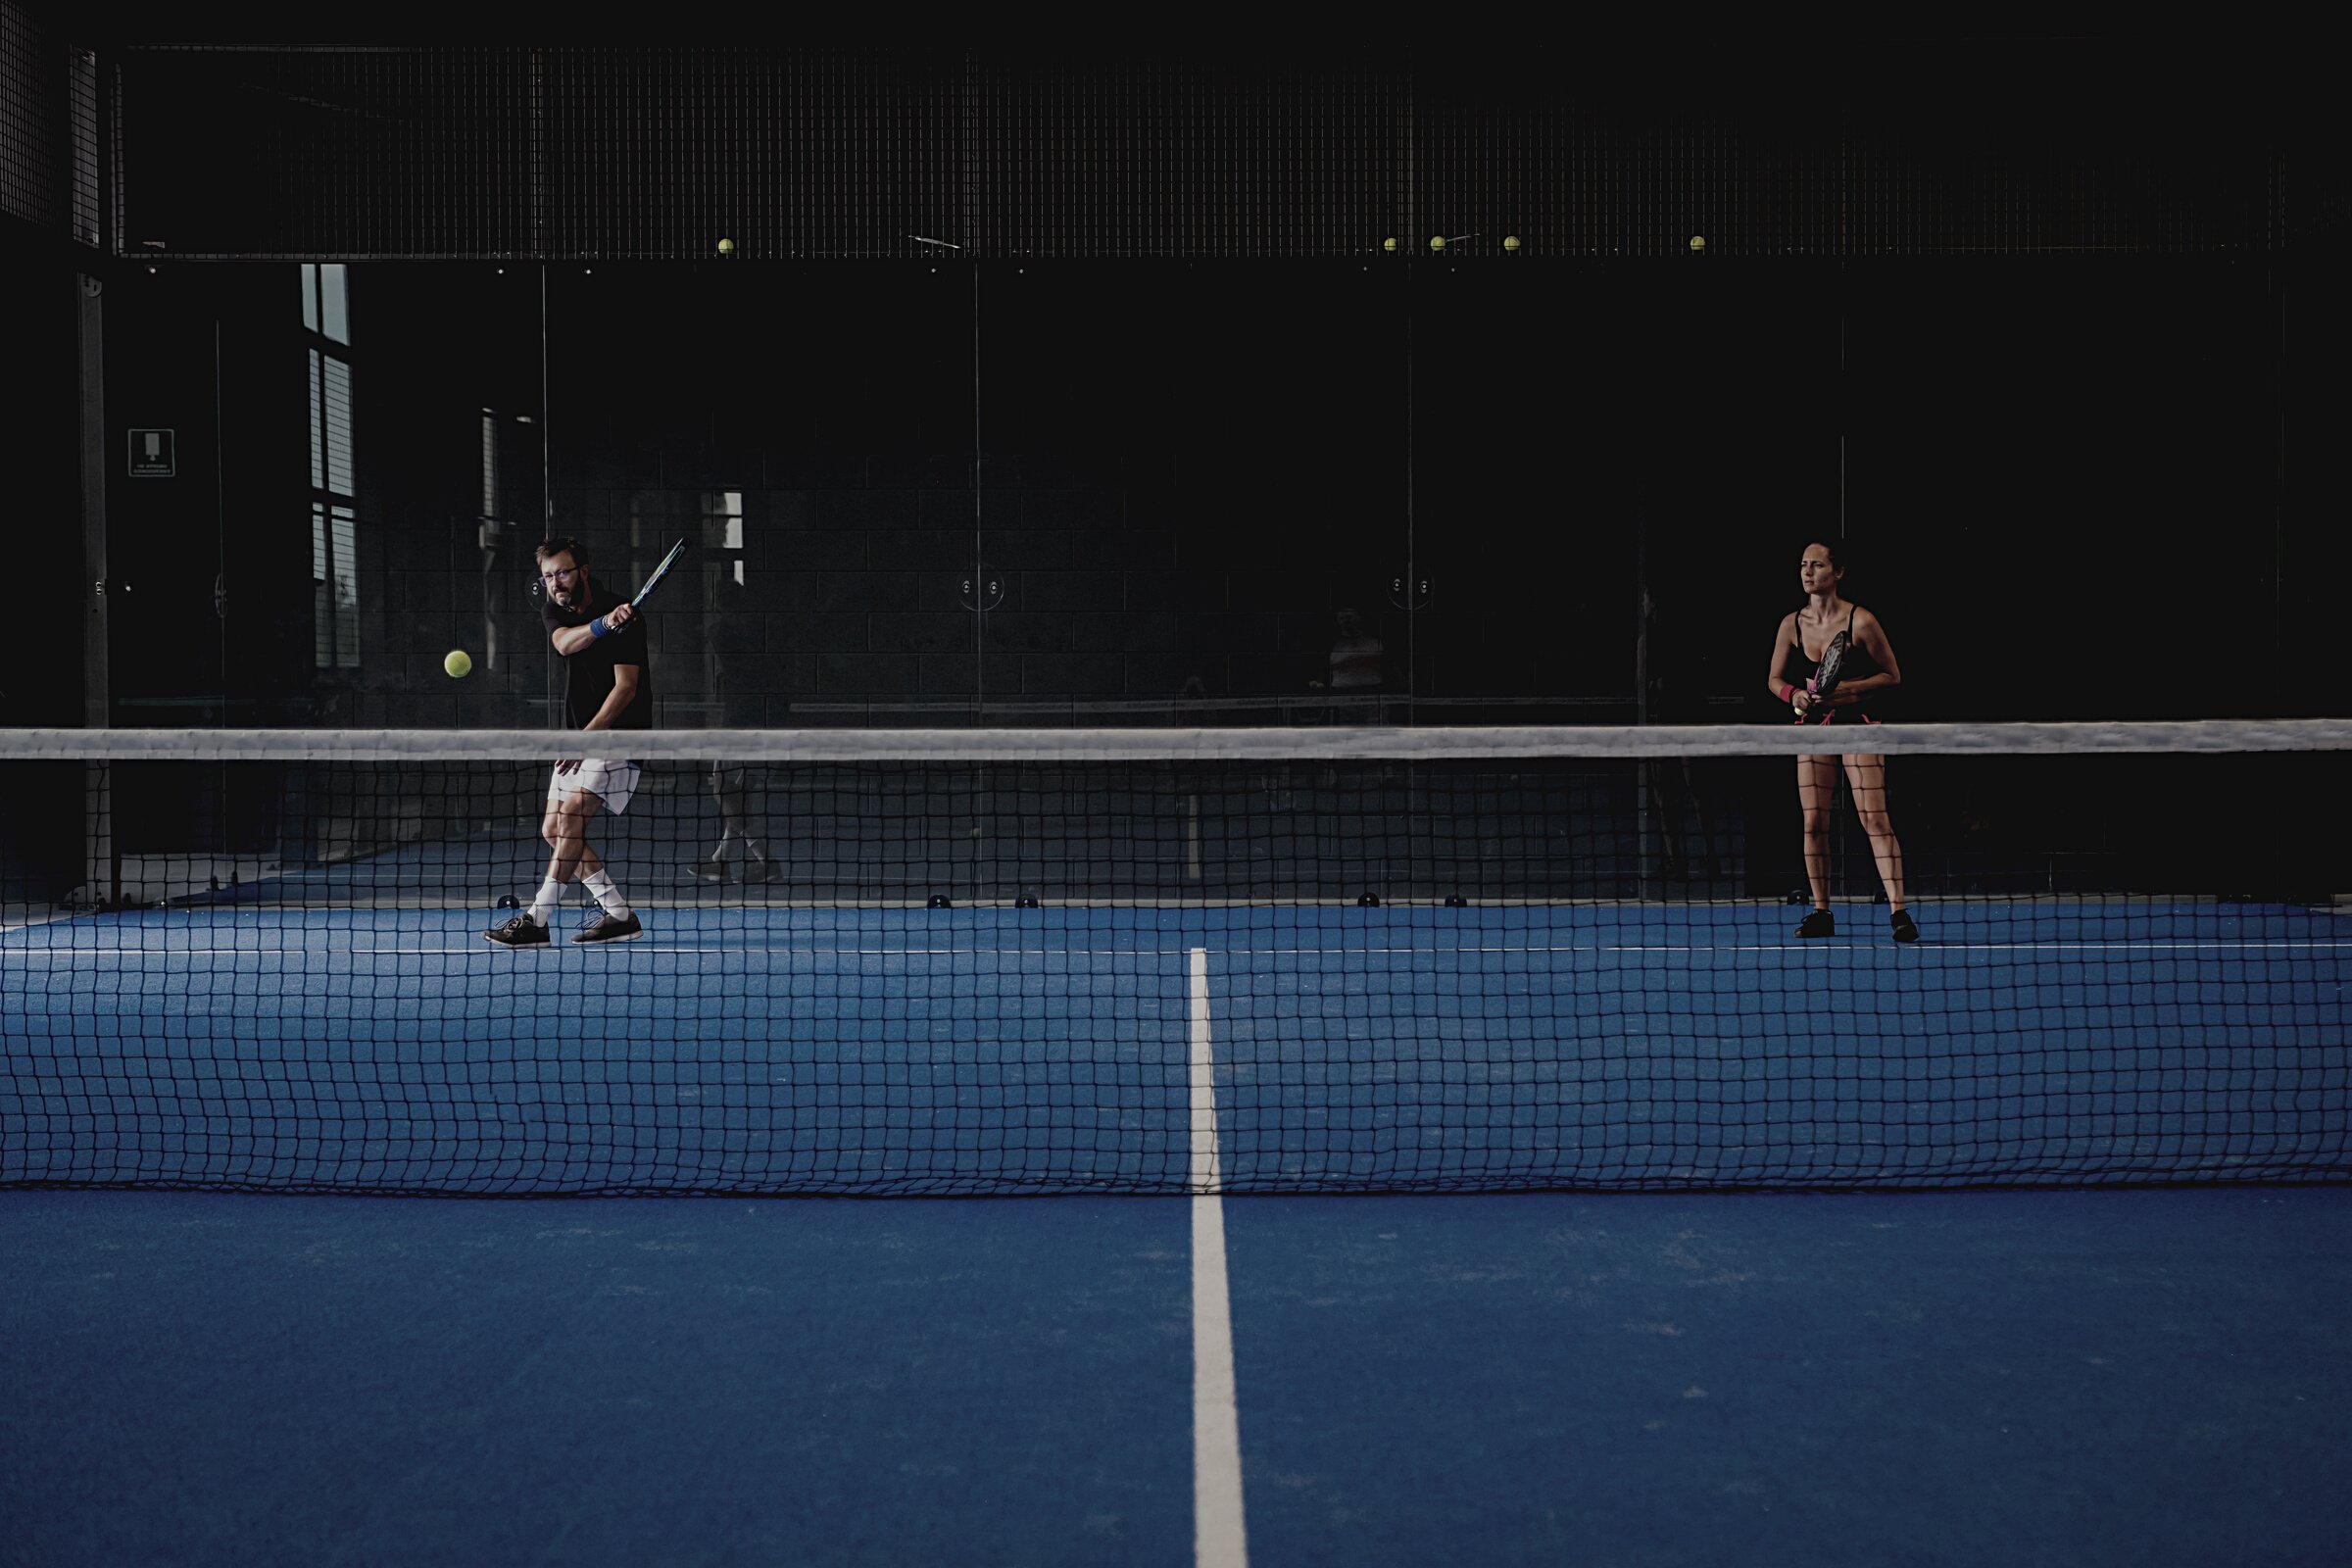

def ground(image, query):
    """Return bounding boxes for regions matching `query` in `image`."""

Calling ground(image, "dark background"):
[2,21,2344,896]
[25,249,2313,730]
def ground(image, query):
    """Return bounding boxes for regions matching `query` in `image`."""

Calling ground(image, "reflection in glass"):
[312,502,358,668]
[318,358,354,493]
[299,264,351,344]
[320,264,349,344]
[305,266,360,673]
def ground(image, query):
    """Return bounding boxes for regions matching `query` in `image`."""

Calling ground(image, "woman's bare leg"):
[1841,753,1905,912]
[1796,754,1838,911]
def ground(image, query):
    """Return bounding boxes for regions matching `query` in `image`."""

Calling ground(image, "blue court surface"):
[1,1187,2347,1566]
[3,902,2348,1563]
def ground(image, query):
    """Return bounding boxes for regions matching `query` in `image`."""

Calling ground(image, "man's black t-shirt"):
[543,591,653,731]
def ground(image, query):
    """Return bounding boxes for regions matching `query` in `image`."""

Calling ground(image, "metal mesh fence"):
[0,0,66,234]
[544,49,962,261]
[116,47,534,259]
[968,54,1402,259]
[1408,63,1843,259]
[64,24,93,245]
[88,45,2322,262]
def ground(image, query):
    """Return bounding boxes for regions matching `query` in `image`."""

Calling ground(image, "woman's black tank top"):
[1788,605,1884,688]
[1788,605,1887,721]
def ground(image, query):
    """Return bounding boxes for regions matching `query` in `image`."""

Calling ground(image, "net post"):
[83,760,118,910]
[76,248,114,910]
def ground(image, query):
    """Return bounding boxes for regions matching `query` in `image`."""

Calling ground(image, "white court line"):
[5,941,2349,961]
[1190,946,1250,1568]
[1606,943,2352,954]
[1227,942,2352,956]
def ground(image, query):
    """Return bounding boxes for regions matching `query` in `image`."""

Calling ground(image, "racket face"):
[632,538,689,607]
[1811,632,1848,695]
[1792,629,1847,724]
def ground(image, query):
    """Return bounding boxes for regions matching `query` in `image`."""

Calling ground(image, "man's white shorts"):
[549,758,640,814]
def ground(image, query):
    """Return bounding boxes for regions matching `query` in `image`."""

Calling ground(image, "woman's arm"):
[1765,613,1802,707]
[1765,613,1814,716]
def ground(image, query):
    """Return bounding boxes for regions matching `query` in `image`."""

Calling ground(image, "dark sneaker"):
[571,909,644,944]
[483,914,551,948]
[1890,909,1919,943]
[1794,909,1836,939]
[689,857,728,882]
[733,857,776,885]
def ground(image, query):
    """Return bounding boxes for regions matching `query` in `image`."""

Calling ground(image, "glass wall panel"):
[89,255,2289,731]
[976,262,1409,727]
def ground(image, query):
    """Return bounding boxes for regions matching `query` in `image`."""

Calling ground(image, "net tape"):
[8,719,2352,763]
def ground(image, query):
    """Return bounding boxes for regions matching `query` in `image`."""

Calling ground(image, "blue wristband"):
[588,615,611,639]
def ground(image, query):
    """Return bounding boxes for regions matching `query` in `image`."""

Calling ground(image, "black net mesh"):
[4,723,2347,1196]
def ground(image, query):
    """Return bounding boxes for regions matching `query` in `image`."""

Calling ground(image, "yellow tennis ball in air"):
[1689,235,1706,252]
[1382,236,1396,252]
[444,649,472,678]
[1429,234,1446,252]
[1503,235,1521,252]
[716,237,735,256]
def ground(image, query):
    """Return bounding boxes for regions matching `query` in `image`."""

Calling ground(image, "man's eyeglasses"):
[539,564,579,585]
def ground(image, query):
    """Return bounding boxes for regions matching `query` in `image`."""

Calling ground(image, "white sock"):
[528,877,564,925]
[582,869,630,917]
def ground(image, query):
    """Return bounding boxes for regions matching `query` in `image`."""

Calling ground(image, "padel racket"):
[630,537,689,609]
[1795,628,1847,725]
